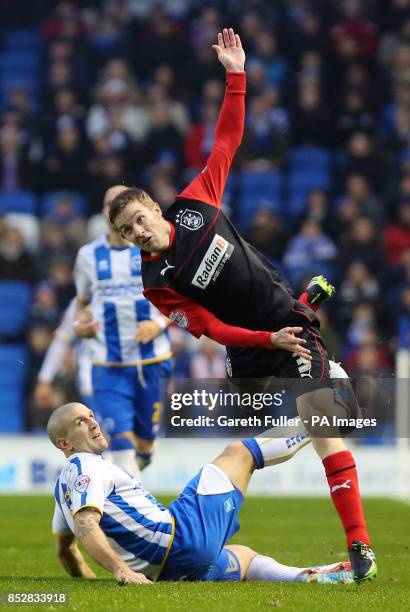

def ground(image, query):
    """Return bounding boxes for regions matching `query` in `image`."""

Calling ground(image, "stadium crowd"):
[1,0,410,431]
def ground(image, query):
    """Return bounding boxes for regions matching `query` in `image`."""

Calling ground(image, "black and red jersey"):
[141,72,296,360]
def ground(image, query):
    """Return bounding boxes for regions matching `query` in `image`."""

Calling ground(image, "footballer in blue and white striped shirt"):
[49,402,353,585]
[73,185,172,477]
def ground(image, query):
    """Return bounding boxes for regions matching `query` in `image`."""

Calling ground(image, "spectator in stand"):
[185,100,218,170]
[244,204,289,262]
[249,31,288,93]
[30,280,60,328]
[339,216,389,282]
[47,261,75,311]
[302,189,332,234]
[385,202,410,265]
[0,224,36,282]
[241,91,289,167]
[144,81,190,136]
[42,192,86,247]
[339,132,384,192]
[336,89,376,145]
[86,78,148,144]
[343,174,383,224]
[42,87,86,146]
[330,196,360,242]
[142,102,185,176]
[87,154,133,216]
[291,82,333,146]
[283,218,337,286]
[0,125,35,190]
[286,6,329,59]
[331,0,378,60]
[337,262,380,330]
[344,330,393,376]
[345,302,378,349]
[37,222,77,271]
[44,121,88,191]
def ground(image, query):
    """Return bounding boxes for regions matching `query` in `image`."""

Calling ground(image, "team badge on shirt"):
[169,311,189,329]
[74,475,91,493]
[176,209,204,231]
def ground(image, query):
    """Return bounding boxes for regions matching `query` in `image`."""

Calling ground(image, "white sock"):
[243,424,311,468]
[246,555,305,582]
[111,449,142,481]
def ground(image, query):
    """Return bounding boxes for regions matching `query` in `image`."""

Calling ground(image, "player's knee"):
[220,441,250,463]
[224,545,257,580]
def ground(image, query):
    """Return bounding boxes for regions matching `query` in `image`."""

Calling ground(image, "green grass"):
[0,496,408,611]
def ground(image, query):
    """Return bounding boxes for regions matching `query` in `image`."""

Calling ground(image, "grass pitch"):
[0,496,409,611]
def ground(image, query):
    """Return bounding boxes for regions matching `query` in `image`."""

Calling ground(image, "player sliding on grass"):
[48,402,353,584]
[108,28,376,583]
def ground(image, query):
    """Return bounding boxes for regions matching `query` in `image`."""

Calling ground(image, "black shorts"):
[226,302,331,393]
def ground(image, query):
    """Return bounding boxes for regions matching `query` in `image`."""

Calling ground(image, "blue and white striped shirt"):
[73,236,171,365]
[52,453,174,579]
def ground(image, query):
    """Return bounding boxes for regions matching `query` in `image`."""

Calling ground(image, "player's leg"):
[133,360,171,469]
[291,331,376,583]
[296,383,377,582]
[92,365,141,478]
[212,441,255,495]
[216,545,353,584]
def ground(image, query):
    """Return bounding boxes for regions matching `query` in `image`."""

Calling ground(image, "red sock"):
[322,450,371,548]
[298,291,319,312]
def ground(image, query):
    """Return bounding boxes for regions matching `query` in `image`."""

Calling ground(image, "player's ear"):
[56,437,73,453]
[153,202,162,217]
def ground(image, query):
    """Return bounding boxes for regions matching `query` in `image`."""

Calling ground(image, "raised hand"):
[212,28,245,72]
[270,327,312,361]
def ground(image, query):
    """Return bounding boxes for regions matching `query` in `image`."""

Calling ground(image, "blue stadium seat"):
[0,52,39,71]
[0,191,37,215]
[0,344,28,384]
[0,387,25,432]
[5,30,41,50]
[286,170,330,219]
[288,170,330,193]
[0,344,28,433]
[240,170,283,199]
[289,146,332,173]
[41,191,87,218]
[0,282,32,337]
[236,171,284,227]
[0,74,38,93]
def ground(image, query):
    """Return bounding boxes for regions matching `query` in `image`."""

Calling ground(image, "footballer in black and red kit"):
[109,28,377,583]
[111,71,319,381]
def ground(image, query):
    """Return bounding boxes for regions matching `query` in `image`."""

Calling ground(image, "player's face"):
[115,200,170,253]
[64,407,108,454]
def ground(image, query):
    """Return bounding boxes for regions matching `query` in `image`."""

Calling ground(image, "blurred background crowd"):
[0,0,409,432]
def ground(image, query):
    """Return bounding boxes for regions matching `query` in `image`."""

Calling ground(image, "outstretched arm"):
[178,28,246,208]
[73,509,152,585]
[144,287,311,360]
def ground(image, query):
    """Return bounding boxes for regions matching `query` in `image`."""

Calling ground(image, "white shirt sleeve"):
[38,299,77,384]
[68,456,109,517]
[52,502,71,535]
[74,247,92,304]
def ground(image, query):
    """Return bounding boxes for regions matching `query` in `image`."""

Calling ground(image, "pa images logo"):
[177,209,204,231]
